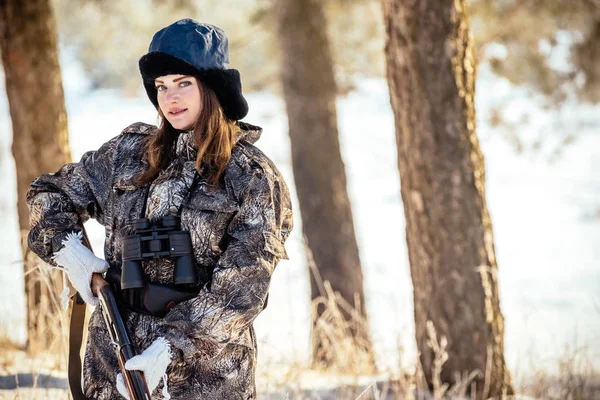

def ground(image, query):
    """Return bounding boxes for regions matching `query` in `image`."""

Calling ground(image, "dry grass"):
[251,287,600,400]
[310,281,376,376]
[22,257,71,358]
[0,257,71,400]
[0,326,22,375]
[513,341,600,400]
[0,388,70,400]
[0,334,70,400]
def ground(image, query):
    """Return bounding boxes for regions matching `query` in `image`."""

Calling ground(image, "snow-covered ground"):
[1,58,599,382]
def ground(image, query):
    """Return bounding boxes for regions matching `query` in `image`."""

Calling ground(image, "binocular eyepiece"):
[121,216,197,290]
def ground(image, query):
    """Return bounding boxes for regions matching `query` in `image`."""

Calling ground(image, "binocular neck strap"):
[139,184,150,220]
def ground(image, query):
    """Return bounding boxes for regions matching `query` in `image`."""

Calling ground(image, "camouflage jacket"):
[27,122,293,399]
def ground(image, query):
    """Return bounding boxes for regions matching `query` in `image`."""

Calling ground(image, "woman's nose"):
[165,89,179,103]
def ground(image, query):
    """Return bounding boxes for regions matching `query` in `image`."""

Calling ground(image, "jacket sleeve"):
[158,163,293,358]
[27,136,119,265]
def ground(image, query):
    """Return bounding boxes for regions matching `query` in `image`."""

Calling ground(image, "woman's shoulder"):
[95,122,157,185]
[231,139,281,178]
[112,122,157,153]
[226,138,288,200]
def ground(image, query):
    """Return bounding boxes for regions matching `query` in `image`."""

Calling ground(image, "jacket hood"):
[236,122,262,144]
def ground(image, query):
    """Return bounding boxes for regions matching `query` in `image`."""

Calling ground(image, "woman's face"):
[155,74,202,130]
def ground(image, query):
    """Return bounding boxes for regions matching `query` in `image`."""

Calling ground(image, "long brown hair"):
[135,79,240,188]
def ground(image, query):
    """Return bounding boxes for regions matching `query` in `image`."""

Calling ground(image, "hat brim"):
[139,52,248,121]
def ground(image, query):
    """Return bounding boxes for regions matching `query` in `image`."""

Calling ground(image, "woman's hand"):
[116,337,172,399]
[91,273,108,297]
[52,231,109,306]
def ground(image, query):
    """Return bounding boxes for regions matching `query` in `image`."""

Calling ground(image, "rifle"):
[79,227,151,400]
[91,273,152,400]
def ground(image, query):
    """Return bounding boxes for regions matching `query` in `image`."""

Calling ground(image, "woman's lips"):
[169,108,188,116]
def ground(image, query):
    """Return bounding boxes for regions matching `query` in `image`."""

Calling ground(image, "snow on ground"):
[1,57,599,381]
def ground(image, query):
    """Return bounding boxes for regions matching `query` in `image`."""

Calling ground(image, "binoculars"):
[121,215,197,289]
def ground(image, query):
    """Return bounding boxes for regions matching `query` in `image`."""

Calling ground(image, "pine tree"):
[275,0,375,371]
[382,0,513,397]
[0,0,71,350]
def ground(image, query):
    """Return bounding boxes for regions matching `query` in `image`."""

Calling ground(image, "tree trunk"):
[382,0,513,398]
[275,0,374,372]
[0,0,71,351]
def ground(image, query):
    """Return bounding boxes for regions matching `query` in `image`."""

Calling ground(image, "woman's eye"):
[155,85,166,91]
[179,81,192,87]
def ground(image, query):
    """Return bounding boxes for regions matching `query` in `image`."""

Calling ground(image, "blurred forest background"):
[52,0,600,152]
[1,0,599,399]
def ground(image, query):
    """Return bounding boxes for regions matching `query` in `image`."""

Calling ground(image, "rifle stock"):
[92,274,152,400]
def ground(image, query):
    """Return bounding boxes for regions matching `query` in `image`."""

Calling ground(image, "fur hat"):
[139,19,248,121]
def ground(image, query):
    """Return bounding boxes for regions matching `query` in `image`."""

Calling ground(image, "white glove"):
[52,231,108,306]
[116,337,172,400]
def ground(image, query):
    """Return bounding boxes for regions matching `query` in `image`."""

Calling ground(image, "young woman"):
[27,19,293,399]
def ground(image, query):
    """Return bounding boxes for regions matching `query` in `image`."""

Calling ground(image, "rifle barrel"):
[98,284,152,400]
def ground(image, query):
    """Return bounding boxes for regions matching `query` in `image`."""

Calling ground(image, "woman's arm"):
[27,135,119,265]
